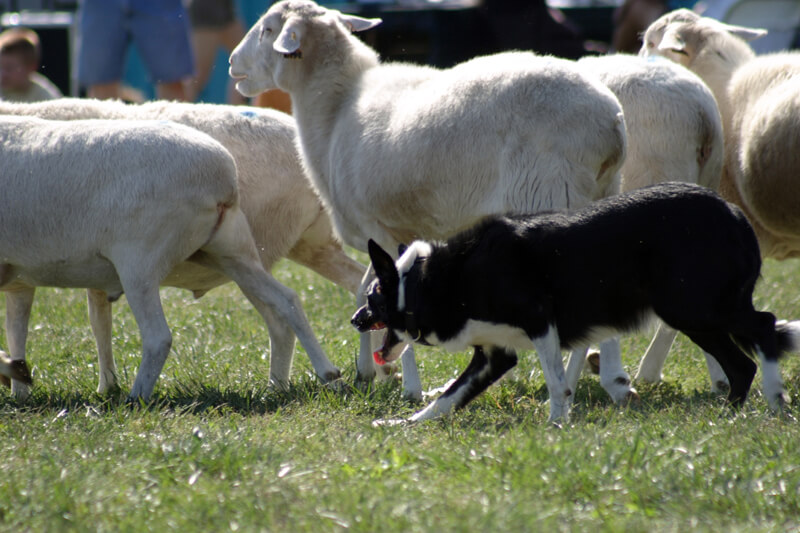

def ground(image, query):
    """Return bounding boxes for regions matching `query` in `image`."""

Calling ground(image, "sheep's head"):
[229,0,381,97]
[639,8,766,69]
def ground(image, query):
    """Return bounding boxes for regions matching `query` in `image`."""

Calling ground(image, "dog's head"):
[351,239,431,365]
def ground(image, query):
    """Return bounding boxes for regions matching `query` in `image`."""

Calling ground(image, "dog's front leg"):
[406,346,517,423]
[532,326,571,423]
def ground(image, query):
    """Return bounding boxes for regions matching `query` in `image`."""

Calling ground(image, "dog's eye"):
[375,284,382,295]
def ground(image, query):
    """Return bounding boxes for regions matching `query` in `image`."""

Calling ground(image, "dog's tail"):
[776,320,800,356]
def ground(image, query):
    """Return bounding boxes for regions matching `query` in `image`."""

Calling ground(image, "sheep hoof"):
[711,380,730,395]
[621,389,641,406]
[321,369,342,383]
[354,370,377,392]
[97,382,124,399]
[587,350,601,375]
[402,389,423,404]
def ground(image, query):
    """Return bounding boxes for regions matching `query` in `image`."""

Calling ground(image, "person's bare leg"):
[156,80,190,102]
[612,0,665,52]
[88,81,123,100]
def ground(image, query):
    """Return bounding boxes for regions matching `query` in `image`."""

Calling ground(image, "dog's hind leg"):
[532,326,572,423]
[682,330,757,409]
[406,346,517,423]
[636,322,730,393]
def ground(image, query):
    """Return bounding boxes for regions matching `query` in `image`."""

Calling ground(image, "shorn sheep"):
[229,0,628,402]
[0,99,364,398]
[0,115,339,401]
[638,9,800,387]
[572,53,728,393]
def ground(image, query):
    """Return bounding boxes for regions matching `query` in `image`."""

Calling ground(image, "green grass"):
[2,256,800,532]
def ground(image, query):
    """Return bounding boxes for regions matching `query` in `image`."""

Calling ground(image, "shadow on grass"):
[0,369,414,419]
[1,370,795,427]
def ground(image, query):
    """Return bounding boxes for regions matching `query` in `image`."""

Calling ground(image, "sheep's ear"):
[719,22,768,42]
[657,27,687,54]
[336,12,382,33]
[368,239,398,288]
[274,18,302,54]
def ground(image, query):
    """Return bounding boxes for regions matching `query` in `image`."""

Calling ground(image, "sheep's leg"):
[87,289,120,395]
[5,287,35,400]
[704,352,730,394]
[121,281,173,402]
[288,240,365,295]
[635,322,729,393]
[597,337,638,405]
[634,321,677,383]
[563,345,589,399]
[532,326,572,423]
[398,345,422,402]
[287,213,366,295]
[200,209,340,383]
[259,305,297,388]
[355,264,378,385]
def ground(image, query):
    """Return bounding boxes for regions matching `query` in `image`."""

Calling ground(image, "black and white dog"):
[351,182,800,424]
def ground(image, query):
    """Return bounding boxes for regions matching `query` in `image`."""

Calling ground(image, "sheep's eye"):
[260,26,273,40]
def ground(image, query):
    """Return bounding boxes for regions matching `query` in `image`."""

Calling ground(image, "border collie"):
[351,182,800,424]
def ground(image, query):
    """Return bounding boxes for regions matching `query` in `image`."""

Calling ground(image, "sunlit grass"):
[1,256,799,531]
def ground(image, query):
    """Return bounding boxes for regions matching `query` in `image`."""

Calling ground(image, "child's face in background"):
[0,53,34,91]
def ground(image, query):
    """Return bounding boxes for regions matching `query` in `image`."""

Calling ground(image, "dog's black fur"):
[352,182,799,420]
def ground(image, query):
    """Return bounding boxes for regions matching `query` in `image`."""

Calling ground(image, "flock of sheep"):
[0,1,797,421]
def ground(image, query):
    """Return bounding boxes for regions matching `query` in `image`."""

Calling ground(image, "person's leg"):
[612,0,666,52]
[131,0,194,101]
[88,81,124,100]
[77,0,128,98]
[187,26,220,101]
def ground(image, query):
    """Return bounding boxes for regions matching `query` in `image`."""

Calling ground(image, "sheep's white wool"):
[0,114,341,400]
[230,0,628,401]
[578,53,723,192]
[0,98,363,394]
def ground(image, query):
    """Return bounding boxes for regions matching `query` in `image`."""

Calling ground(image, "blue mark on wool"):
[239,110,259,119]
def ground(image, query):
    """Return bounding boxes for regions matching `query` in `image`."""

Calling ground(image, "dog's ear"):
[368,239,399,287]
[397,243,408,257]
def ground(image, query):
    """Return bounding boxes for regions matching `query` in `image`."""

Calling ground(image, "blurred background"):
[0,0,798,103]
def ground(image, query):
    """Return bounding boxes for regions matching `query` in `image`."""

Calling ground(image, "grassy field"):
[2,254,800,532]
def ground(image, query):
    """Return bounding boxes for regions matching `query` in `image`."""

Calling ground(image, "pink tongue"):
[373,351,386,366]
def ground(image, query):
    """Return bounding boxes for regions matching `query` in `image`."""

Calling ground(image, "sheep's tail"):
[696,108,723,190]
[595,111,627,198]
[776,320,800,356]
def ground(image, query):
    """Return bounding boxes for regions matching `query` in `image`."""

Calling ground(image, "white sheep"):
[577,53,722,193]
[637,9,800,386]
[0,115,340,400]
[229,0,629,402]
[571,53,728,393]
[0,99,365,398]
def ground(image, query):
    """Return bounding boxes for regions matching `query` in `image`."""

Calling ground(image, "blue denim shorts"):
[77,0,194,85]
